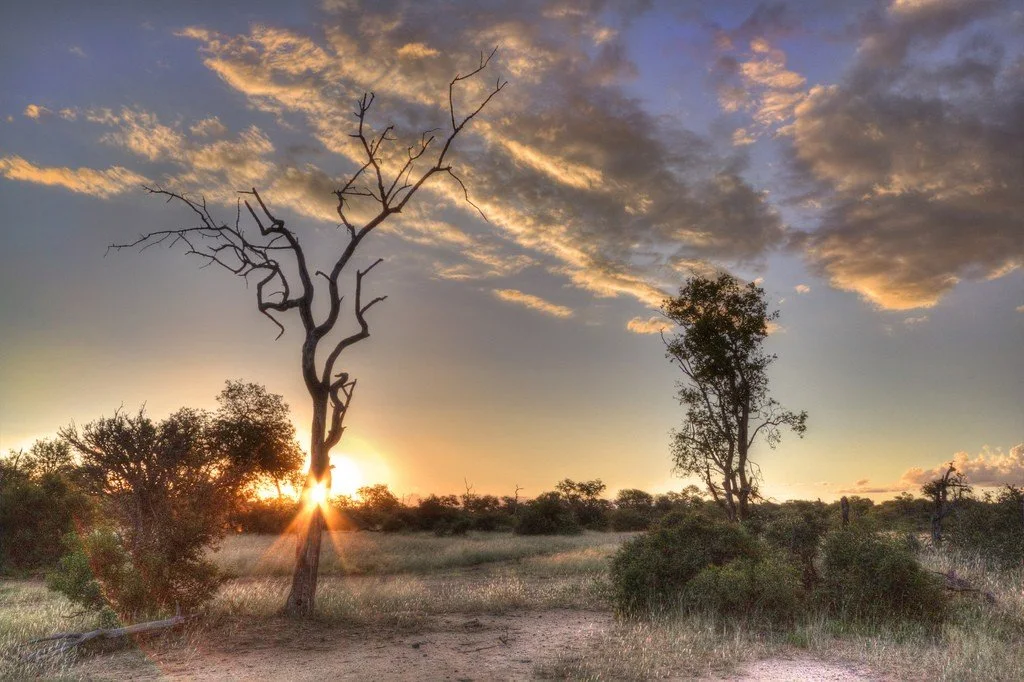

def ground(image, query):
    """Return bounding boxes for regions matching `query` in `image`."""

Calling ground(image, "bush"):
[819,527,947,623]
[515,492,581,535]
[609,507,652,531]
[229,497,301,534]
[609,511,759,615]
[433,516,473,537]
[0,465,90,573]
[948,486,1024,569]
[48,528,221,619]
[683,553,805,622]
[763,502,829,586]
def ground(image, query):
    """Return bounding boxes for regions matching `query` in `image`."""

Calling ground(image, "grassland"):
[2,531,1022,680]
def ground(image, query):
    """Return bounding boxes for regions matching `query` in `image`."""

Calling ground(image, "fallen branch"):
[23,614,194,662]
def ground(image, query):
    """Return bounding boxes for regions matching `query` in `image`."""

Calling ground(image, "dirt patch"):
[74,609,612,681]
[729,655,880,681]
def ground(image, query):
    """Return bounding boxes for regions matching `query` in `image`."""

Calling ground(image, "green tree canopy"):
[663,274,807,522]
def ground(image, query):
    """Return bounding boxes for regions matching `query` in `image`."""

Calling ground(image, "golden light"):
[330,455,364,497]
[307,480,329,508]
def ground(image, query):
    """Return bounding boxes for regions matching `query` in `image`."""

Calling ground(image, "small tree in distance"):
[663,274,807,522]
[111,51,506,616]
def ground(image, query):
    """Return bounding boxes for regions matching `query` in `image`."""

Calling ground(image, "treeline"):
[229,479,1024,568]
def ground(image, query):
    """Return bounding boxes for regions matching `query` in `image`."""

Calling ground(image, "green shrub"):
[229,497,302,534]
[763,502,829,586]
[609,511,759,615]
[948,486,1024,569]
[683,553,805,622]
[515,492,582,535]
[819,527,947,623]
[609,507,652,531]
[433,516,473,537]
[0,461,91,573]
[48,527,221,620]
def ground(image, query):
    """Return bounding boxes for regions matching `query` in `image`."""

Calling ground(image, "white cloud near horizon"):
[839,443,1024,493]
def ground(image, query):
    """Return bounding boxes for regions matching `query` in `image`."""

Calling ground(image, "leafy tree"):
[556,478,610,529]
[0,447,90,573]
[663,274,807,521]
[55,382,302,616]
[515,492,581,535]
[610,489,655,531]
[21,438,76,478]
[212,380,304,497]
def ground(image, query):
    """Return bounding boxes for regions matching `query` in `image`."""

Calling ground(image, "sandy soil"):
[75,610,613,681]
[73,610,880,681]
[729,656,880,681]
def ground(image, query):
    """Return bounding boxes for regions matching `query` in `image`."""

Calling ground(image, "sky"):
[0,0,1021,502]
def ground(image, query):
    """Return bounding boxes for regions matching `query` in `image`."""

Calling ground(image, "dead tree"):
[922,463,971,546]
[112,51,506,617]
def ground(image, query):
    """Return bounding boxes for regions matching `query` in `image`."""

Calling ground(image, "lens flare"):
[307,480,328,508]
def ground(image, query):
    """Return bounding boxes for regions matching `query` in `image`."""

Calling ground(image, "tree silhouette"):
[112,51,506,616]
[663,274,807,522]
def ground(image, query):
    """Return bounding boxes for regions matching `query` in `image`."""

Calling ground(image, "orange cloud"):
[0,155,146,197]
[492,289,574,318]
[626,316,672,335]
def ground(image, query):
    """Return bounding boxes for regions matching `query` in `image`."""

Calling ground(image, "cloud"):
[712,38,808,133]
[626,316,673,334]
[839,443,1024,493]
[794,284,810,294]
[69,46,86,58]
[23,104,51,119]
[1017,304,1024,313]
[190,116,227,137]
[0,155,146,197]
[172,3,784,308]
[902,315,928,326]
[788,0,1024,310]
[492,288,574,318]
[397,42,440,59]
[732,127,757,146]
[901,444,1024,488]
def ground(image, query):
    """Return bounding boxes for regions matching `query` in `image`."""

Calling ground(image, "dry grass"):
[539,546,1024,681]
[211,537,620,627]
[210,530,631,578]
[4,531,1022,681]
[0,580,101,679]
[538,614,783,680]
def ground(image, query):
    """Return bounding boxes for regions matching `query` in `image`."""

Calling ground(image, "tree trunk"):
[284,504,324,616]
[284,400,331,617]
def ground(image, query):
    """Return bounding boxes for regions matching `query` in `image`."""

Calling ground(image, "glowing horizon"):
[0,0,1020,505]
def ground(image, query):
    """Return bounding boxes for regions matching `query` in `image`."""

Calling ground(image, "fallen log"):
[23,614,194,662]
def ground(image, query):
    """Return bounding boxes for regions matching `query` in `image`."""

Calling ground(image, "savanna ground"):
[2,531,1022,680]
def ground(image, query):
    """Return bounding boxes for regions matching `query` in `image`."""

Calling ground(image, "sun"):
[307,480,329,508]
[330,455,364,497]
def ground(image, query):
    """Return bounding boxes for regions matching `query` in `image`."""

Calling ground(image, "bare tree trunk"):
[285,401,331,617]
[840,496,850,527]
[285,505,324,616]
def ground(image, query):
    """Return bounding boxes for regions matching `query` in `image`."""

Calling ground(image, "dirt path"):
[76,610,613,681]
[74,610,880,681]
[730,656,880,681]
